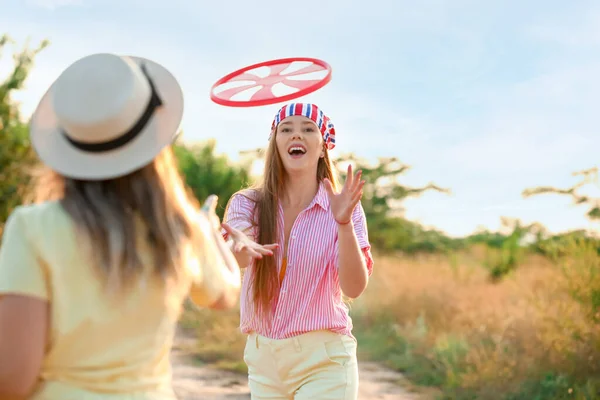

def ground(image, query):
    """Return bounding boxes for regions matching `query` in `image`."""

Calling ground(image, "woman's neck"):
[281,173,319,209]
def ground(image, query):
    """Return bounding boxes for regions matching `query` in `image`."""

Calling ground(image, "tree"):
[522,167,600,221]
[336,154,450,221]
[521,168,600,261]
[0,35,48,232]
[334,154,458,253]
[174,138,252,220]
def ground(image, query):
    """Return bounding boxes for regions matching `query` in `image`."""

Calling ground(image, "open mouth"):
[287,145,307,158]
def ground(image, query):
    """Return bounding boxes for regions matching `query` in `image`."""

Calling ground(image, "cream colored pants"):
[243,330,359,399]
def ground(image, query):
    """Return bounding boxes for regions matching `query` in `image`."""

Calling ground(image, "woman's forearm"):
[207,230,241,309]
[337,222,368,298]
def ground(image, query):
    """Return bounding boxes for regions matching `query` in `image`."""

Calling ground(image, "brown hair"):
[236,130,339,319]
[30,147,208,293]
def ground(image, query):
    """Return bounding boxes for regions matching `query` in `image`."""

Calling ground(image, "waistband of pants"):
[247,330,356,351]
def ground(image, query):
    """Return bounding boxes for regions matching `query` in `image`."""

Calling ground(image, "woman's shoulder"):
[6,201,66,222]
[224,189,261,225]
[1,202,73,259]
[232,188,260,201]
[228,188,260,208]
[3,201,71,236]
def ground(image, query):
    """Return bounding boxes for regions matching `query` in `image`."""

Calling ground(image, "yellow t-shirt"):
[0,201,232,399]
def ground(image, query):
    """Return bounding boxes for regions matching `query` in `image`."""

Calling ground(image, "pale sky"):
[2,0,599,237]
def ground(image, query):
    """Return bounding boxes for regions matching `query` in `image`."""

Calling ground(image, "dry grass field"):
[181,240,600,399]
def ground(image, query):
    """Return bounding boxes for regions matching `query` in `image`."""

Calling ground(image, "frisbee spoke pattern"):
[210,57,332,107]
[251,85,275,100]
[284,63,326,76]
[228,72,262,82]
[216,83,258,99]
[268,62,294,76]
[282,78,322,90]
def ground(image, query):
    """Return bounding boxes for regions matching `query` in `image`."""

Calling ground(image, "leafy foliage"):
[173,138,252,220]
[336,153,458,253]
[0,35,48,233]
[336,154,450,219]
[466,218,544,280]
[523,167,600,221]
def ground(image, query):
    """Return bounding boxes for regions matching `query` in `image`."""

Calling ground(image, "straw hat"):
[29,53,184,180]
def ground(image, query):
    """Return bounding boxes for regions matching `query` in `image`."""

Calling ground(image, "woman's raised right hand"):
[221,222,278,267]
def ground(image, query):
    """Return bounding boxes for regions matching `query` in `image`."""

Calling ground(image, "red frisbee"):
[210,57,332,107]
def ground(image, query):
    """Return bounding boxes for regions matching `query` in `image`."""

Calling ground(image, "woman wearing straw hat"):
[0,53,275,399]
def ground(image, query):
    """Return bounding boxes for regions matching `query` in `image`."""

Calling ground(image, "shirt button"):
[291,235,296,240]
[281,289,287,293]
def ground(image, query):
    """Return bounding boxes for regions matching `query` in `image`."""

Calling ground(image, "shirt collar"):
[310,181,330,210]
[278,181,330,212]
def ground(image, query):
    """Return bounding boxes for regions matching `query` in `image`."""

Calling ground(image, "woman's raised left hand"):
[324,164,365,225]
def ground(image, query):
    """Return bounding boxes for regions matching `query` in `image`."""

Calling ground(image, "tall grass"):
[182,240,600,399]
[352,242,600,400]
[179,305,247,373]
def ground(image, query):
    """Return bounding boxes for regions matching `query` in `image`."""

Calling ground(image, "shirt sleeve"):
[188,212,240,307]
[221,192,257,241]
[351,201,374,276]
[0,207,50,300]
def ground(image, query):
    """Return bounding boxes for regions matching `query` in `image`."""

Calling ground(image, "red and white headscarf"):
[270,103,336,150]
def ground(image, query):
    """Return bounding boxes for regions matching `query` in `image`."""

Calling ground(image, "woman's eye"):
[304,127,315,132]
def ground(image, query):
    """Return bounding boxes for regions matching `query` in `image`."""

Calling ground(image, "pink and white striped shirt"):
[222,182,374,339]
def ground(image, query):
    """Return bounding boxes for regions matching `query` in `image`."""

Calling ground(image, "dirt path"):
[170,327,420,400]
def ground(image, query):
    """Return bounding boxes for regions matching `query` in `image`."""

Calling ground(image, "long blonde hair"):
[235,130,339,318]
[31,146,205,292]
